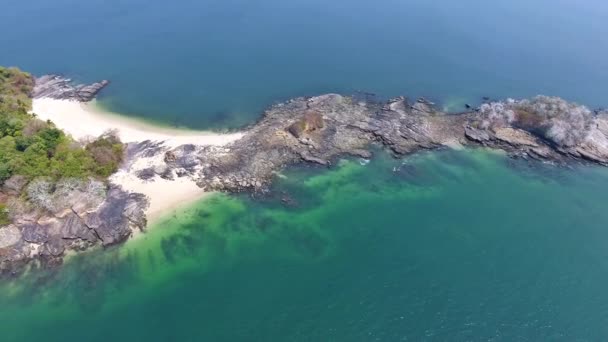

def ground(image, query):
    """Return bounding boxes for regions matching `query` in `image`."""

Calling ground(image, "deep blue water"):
[1,0,607,128]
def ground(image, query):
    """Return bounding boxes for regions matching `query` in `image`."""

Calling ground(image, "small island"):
[1,66,608,275]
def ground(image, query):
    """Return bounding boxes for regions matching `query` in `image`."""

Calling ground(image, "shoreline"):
[109,170,210,224]
[31,98,243,224]
[32,98,243,147]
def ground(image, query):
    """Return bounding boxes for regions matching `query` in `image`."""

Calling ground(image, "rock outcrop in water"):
[0,178,148,274]
[4,74,608,275]
[32,75,109,101]
[0,76,145,276]
[157,94,608,193]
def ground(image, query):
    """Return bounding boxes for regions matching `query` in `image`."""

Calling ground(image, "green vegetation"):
[0,204,9,226]
[0,66,123,183]
[85,133,124,177]
[0,67,33,116]
[0,66,123,224]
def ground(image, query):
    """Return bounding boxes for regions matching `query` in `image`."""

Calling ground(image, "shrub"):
[0,204,9,226]
[515,96,593,147]
[85,132,124,177]
[478,101,515,130]
[26,179,55,212]
[26,177,107,213]
[22,119,49,137]
[0,66,124,212]
[479,96,593,147]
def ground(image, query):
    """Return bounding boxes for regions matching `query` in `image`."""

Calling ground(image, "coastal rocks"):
[464,126,490,143]
[463,97,608,165]
[32,75,109,102]
[124,141,203,182]
[10,71,608,275]
[575,123,608,164]
[0,226,21,249]
[84,185,148,245]
[148,93,608,195]
[20,223,48,244]
[0,183,149,275]
[1,175,28,196]
[493,127,539,147]
[186,94,453,192]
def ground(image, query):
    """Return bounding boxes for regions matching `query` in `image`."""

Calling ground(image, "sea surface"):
[1,0,608,341]
[2,150,608,340]
[1,0,608,128]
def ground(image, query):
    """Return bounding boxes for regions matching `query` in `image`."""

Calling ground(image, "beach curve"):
[31,98,243,223]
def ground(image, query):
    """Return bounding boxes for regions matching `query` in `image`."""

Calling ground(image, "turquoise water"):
[2,0,608,340]
[1,150,608,340]
[1,0,608,128]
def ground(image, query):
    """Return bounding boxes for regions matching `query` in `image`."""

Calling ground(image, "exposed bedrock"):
[15,75,608,275]
[32,75,109,102]
[0,179,149,275]
[161,94,608,193]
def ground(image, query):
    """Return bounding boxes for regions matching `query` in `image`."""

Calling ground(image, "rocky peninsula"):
[1,72,608,275]
[170,93,608,193]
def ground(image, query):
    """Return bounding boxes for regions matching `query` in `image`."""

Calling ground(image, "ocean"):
[1,0,607,128]
[1,0,608,340]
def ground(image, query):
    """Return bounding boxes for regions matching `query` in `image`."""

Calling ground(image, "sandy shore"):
[32,98,243,147]
[32,98,243,223]
[110,170,210,223]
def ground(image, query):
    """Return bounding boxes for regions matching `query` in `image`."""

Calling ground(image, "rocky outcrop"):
[155,94,608,193]
[15,74,608,274]
[0,181,149,275]
[0,76,150,276]
[32,75,109,102]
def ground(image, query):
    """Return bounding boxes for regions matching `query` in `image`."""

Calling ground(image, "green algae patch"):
[1,149,608,341]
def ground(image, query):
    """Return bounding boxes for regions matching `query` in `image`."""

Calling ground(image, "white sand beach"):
[32,98,243,147]
[32,98,243,222]
[110,170,210,222]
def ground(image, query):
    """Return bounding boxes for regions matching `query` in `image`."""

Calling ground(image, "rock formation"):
[167,94,607,193]
[32,75,109,101]
[0,178,148,274]
[0,76,144,276]
[3,74,608,275]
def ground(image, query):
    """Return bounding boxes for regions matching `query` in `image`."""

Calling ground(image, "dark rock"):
[464,126,490,142]
[136,167,157,180]
[41,238,65,257]
[85,186,149,246]
[164,151,177,163]
[179,93,608,195]
[32,75,109,102]
[281,195,298,207]
[60,212,98,242]
[20,223,49,244]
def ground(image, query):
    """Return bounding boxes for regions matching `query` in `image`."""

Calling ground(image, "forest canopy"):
[0,66,123,187]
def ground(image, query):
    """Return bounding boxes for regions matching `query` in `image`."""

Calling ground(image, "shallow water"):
[1,0,608,128]
[2,150,608,340]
